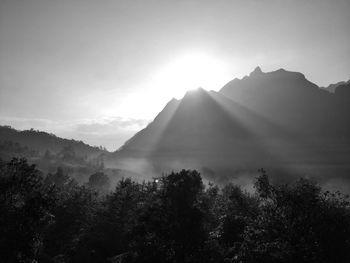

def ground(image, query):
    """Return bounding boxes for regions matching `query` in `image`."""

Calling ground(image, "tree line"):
[1,158,350,263]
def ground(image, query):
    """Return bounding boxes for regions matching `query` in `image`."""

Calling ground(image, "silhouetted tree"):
[72,178,142,263]
[42,184,97,261]
[1,160,350,263]
[131,170,209,263]
[234,170,350,263]
[0,158,55,262]
[44,167,74,188]
[87,172,110,193]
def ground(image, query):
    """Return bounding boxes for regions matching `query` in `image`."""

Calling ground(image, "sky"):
[0,0,349,151]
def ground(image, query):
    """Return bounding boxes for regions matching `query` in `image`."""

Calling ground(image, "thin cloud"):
[76,117,149,133]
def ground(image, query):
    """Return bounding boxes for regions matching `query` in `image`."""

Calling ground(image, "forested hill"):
[0,125,107,157]
[0,126,146,186]
[0,125,112,183]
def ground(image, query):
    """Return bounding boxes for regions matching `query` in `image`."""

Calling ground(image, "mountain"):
[109,67,350,191]
[323,79,350,93]
[220,67,350,136]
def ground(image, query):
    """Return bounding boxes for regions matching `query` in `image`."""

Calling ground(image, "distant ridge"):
[0,125,107,156]
[323,79,350,93]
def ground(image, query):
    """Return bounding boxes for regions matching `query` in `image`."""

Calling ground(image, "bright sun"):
[151,52,231,99]
[121,52,232,119]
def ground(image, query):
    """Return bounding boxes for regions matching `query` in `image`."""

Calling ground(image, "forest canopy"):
[0,158,350,263]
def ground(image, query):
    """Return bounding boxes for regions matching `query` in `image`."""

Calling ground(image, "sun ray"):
[208,91,330,177]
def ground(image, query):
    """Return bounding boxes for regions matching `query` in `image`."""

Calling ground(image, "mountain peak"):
[183,87,206,97]
[249,66,263,76]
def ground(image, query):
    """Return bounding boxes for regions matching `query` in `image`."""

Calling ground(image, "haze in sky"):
[0,0,349,150]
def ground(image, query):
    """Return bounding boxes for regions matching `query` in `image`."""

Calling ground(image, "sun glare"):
[151,52,230,99]
[118,52,233,119]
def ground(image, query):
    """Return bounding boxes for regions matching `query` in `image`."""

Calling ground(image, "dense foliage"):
[1,159,350,263]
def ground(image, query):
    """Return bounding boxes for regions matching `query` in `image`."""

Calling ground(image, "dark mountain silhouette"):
[220,67,350,136]
[323,79,350,93]
[109,67,350,190]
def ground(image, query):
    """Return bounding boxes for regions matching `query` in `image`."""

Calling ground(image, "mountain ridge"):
[108,67,350,190]
[323,79,350,93]
[0,125,108,156]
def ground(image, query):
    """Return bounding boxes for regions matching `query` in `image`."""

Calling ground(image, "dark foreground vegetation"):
[1,158,350,263]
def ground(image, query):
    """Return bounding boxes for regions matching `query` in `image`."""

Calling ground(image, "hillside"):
[0,125,106,157]
[0,126,108,182]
